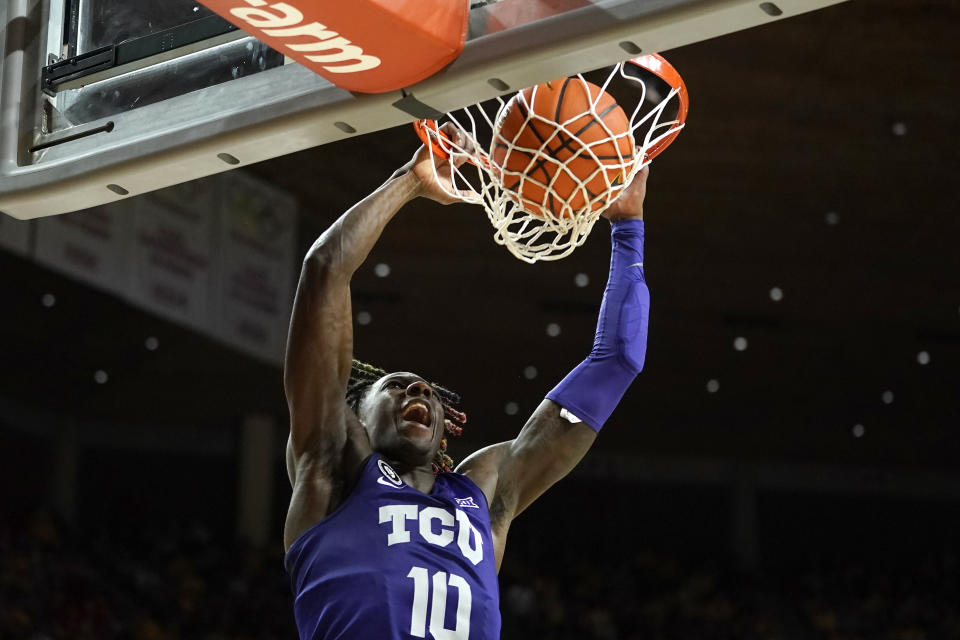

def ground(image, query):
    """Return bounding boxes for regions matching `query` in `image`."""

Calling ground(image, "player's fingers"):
[450,152,470,170]
[437,122,463,152]
[625,165,649,191]
[436,122,473,169]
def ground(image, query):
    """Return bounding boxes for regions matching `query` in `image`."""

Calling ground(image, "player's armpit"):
[458,402,596,519]
[454,442,508,511]
[448,404,597,569]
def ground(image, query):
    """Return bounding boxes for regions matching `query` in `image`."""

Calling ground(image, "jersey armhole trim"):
[285,452,378,567]
[444,470,492,513]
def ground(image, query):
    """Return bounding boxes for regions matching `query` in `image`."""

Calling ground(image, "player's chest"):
[374,497,487,567]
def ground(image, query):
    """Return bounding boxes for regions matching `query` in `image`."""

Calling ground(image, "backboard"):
[0,0,848,220]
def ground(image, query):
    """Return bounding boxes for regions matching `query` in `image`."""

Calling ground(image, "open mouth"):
[400,401,431,428]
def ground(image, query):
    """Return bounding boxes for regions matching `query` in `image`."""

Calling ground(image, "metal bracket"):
[42,46,116,96]
[30,120,115,153]
[392,92,445,120]
[41,15,239,96]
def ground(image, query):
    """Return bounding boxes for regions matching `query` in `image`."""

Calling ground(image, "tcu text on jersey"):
[378,505,484,566]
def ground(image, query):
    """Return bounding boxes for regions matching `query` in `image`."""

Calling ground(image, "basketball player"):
[283,131,651,639]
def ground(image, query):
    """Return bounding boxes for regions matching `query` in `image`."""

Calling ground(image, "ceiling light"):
[574,273,590,288]
[852,424,865,438]
[733,336,748,351]
[357,311,372,326]
[41,293,56,308]
[546,323,561,337]
[769,287,783,302]
[145,336,159,351]
[917,351,930,365]
[374,263,391,278]
[94,370,109,384]
[881,390,894,405]
[523,366,538,380]
[504,401,519,416]
[706,379,719,393]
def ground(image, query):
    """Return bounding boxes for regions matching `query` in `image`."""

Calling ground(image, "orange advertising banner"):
[196,0,468,93]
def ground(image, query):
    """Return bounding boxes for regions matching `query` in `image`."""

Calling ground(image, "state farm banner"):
[127,197,216,331]
[0,213,32,257]
[215,171,297,365]
[33,203,133,294]
[196,0,467,93]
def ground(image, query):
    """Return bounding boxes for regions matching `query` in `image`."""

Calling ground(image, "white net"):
[418,57,687,263]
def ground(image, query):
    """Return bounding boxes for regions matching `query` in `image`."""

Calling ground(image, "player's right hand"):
[408,123,471,205]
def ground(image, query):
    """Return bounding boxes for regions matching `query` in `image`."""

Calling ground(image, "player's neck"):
[389,459,438,494]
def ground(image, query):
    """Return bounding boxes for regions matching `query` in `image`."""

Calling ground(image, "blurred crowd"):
[1,510,957,640]
[498,540,960,640]
[0,512,293,640]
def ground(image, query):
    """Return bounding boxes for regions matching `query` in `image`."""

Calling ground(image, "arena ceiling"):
[1,0,957,469]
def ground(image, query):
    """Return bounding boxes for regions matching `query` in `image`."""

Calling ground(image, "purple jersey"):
[285,454,502,640]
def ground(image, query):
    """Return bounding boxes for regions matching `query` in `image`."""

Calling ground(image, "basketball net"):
[414,54,689,263]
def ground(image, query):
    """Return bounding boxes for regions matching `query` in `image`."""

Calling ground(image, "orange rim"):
[625,53,689,161]
[413,53,687,166]
[413,119,492,169]
[413,119,451,160]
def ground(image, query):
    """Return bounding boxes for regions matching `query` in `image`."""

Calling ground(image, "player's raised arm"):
[458,167,651,564]
[283,131,466,549]
[283,169,414,468]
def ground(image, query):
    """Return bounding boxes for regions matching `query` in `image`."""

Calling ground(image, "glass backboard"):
[73,1,220,55]
[0,0,848,220]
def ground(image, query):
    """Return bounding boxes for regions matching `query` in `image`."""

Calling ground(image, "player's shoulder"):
[455,441,511,473]
[452,441,511,506]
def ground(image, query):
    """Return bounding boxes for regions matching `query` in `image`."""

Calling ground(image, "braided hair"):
[346,360,467,473]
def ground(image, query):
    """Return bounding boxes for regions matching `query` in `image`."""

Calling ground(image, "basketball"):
[491,77,635,218]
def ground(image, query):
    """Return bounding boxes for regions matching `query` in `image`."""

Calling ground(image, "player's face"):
[359,372,446,466]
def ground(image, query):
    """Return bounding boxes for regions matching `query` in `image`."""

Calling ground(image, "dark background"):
[5,0,959,465]
[2,0,959,638]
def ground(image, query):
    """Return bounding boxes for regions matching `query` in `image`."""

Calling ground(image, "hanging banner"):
[26,174,298,367]
[0,213,32,257]
[151,175,220,216]
[127,198,216,331]
[215,171,297,365]
[34,204,133,294]
[195,0,468,93]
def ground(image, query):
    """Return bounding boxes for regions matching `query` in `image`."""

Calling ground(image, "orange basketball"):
[491,78,635,218]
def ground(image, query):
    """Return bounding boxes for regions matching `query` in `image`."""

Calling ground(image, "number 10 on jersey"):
[407,566,472,639]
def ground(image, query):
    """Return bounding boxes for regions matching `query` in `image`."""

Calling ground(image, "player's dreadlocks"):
[346,360,466,473]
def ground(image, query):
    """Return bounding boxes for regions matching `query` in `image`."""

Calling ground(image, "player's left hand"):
[602,164,649,221]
